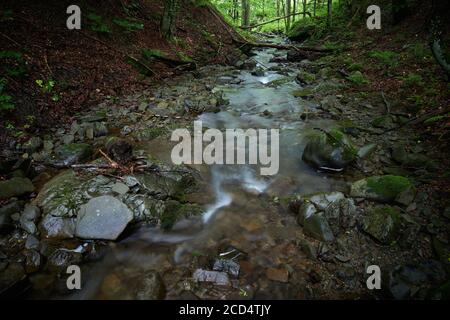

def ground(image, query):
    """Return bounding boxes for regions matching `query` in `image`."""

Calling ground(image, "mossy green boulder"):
[350,175,414,204]
[0,177,35,198]
[363,205,401,244]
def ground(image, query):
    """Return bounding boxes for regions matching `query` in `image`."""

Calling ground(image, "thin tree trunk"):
[285,0,291,32]
[326,0,332,28]
[161,0,178,40]
[241,0,251,27]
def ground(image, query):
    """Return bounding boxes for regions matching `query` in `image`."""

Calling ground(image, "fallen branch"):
[240,12,312,30]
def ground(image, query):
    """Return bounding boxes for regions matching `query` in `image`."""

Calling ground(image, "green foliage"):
[0,9,14,22]
[366,175,412,200]
[424,114,450,124]
[176,52,194,63]
[0,78,14,111]
[400,73,423,87]
[113,18,144,32]
[36,79,60,102]
[142,48,168,60]
[347,71,368,85]
[87,12,111,33]
[369,50,399,67]
[0,50,27,77]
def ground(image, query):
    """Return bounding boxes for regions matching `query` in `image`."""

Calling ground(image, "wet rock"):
[39,214,75,239]
[299,239,317,259]
[121,125,133,136]
[213,259,240,277]
[20,219,37,234]
[135,271,166,300]
[53,143,92,167]
[287,23,314,42]
[24,249,41,273]
[350,175,414,204]
[0,262,26,294]
[371,115,396,129]
[193,268,230,286]
[75,196,133,240]
[35,170,86,217]
[62,134,75,144]
[251,67,265,77]
[302,129,357,171]
[266,267,289,283]
[309,191,345,210]
[323,197,357,234]
[357,143,377,159]
[22,204,40,221]
[391,145,437,170]
[303,214,335,242]
[24,137,43,153]
[105,137,133,164]
[93,122,108,137]
[0,177,35,198]
[112,182,129,195]
[25,235,40,250]
[296,202,317,226]
[47,249,81,272]
[296,70,316,85]
[388,260,447,299]
[287,50,308,62]
[122,194,165,222]
[0,201,23,230]
[43,140,54,152]
[362,205,401,244]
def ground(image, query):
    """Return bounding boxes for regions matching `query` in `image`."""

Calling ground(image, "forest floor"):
[0,0,239,149]
[0,2,449,300]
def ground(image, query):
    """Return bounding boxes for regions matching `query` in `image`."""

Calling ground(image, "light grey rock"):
[39,214,76,239]
[112,182,130,195]
[75,196,133,240]
[193,268,230,286]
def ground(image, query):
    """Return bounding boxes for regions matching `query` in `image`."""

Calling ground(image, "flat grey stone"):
[75,196,133,240]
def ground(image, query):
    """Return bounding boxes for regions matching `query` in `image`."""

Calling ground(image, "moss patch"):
[366,175,412,200]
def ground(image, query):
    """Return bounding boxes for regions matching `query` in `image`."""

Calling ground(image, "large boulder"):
[0,177,35,198]
[350,175,414,204]
[75,195,133,240]
[287,21,315,42]
[302,129,357,171]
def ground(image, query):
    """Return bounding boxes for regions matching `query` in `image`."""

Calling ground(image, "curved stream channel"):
[46,39,356,299]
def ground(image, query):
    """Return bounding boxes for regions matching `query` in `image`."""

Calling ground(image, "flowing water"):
[64,43,350,300]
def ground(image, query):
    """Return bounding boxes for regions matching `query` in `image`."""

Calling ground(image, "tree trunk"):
[241,0,251,27]
[326,0,332,28]
[285,0,291,32]
[161,0,178,40]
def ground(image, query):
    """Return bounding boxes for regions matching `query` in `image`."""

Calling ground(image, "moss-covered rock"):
[302,129,357,170]
[53,143,92,167]
[287,21,315,42]
[161,200,204,230]
[363,205,401,244]
[350,175,414,204]
[0,177,35,198]
[303,214,335,242]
